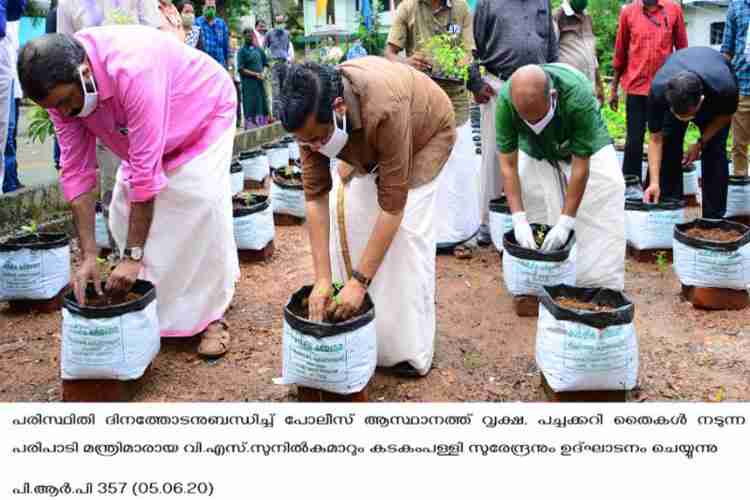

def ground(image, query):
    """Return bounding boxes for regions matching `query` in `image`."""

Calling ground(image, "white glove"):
[512,211,537,250]
[541,215,575,252]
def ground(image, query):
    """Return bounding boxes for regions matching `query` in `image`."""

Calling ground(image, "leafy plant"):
[20,221,38,234]
[534,227,547,248]
[655,251,669,274]
[331,280,344,305]
[26,106,55,145]
[420,33,469,82]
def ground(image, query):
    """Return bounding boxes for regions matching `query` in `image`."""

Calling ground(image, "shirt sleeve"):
[612,8,630,76]
[568,89,599,158]
[373,104,412,213]
[721,3,736,57]
[49,111,98,202]
[386,2,409,51]
[56,0,76,35]
[118,64,171,202]
[673,6,688,50]
[473,0,486,61]
[495,86,519,154]
[647,91,669,134]
[7,0,27,22]
[300,146,333,201]
[547,2,559,63]
[138,0,163,28]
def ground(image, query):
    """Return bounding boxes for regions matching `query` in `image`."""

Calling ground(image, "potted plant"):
[0,222,71,312]
[270,162,306,225]
[501,224,577,317]
[239,150,270,189]
[230,158,244,195]
[537,284,638,400]
[624,175,643,200]
[625,197,686,263]
[682,163,699,207]
[673,218,750,310]
[725,175,750,226]
[232,192,275,261]
[418,33,469,85]
[279,284,376,402]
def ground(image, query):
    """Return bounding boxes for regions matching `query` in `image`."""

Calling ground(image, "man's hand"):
[73,256,102,305]
[473,82,496,105]
[608,86,619,112]
[541,215,575,252]
[683,142,702,166]
[644,183,661,204]
[326,278,367,322]
[406,54,431,72]
[308,278,332,322]
[105,259,141,296]
[512,212,537,250]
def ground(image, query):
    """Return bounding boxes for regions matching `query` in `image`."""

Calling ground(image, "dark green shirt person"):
[496,63,611,162]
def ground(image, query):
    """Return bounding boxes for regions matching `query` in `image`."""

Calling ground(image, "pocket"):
[536,9,549,39]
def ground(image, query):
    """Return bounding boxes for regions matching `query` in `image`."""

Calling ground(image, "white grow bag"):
[625,198,687,250]
[270,171,306,219]
[233,195,275,250]
[0,233,71,301]
[488,197,512,253]
[239,151,270,182]
[725,176,750,218]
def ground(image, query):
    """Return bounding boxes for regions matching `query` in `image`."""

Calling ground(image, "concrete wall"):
[685,5,728,50]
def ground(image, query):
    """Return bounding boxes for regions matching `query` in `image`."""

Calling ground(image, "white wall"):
[304,0,394,36]
[684,5,728,50]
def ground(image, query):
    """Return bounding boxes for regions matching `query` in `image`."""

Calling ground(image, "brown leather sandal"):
[198,321,231,358]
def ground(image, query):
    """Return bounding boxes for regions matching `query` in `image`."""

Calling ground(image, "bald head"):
[510,65,554,123]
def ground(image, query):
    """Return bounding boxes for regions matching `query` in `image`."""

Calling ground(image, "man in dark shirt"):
[644,47,739,219]
[469,0,558,245]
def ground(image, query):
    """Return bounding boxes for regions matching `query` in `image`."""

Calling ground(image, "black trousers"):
[645,112,730,219]
[623,94,649,180]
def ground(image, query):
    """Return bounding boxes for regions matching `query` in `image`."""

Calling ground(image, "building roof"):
[681,0,729,6]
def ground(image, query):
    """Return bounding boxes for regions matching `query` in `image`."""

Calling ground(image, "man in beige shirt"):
[385,0,480,256]
[553,0,604,105]
[57,0,162,224]
[279,57,455,377]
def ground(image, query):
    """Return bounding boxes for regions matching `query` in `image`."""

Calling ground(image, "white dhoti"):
[435,122,481,247]
[479,75,505,230]
[518,144,626,291]
[109,126,240,337]
[329,173,439,375]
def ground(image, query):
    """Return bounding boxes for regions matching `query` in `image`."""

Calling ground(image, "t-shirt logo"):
[447,24,462,35]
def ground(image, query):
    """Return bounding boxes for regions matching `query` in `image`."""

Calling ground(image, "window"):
[710,22,725,45]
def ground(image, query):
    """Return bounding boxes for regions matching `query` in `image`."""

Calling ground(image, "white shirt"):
[57,0,162,34]
[4,21,21,99]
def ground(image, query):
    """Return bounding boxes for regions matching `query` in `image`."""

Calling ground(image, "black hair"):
[256,19,266,27]
[178,1,194,12]
[18,34,87,102]
[665,71,703,115]
[278,62,343,132]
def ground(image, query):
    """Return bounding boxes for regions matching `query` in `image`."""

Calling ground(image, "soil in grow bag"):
[232,193,267,211]
[273,168,303,188]
[554,297,617,313]
[65,280,150,309]
[1,232,68,248]
[290,283,368,323]
[683,226,746,242]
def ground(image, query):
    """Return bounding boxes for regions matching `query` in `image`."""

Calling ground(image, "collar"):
[342,76,363,131]
[561,2,575,16]
[420,0,452,13]
[640,0,664,12]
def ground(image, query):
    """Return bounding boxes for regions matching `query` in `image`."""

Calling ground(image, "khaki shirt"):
[301,57,456,214]
[553,7,598,84]
[387,0,475,126]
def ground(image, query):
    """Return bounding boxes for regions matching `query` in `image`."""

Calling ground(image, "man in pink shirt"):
[19,26,239,357]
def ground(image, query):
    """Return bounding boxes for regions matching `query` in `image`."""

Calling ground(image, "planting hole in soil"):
[683,226,746,242]
[291,282,367,323]
[83,291,142,307]
[533,226,550,248]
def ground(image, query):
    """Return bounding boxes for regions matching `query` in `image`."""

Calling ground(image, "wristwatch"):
[352,270,372,289]
[122,247,144,262]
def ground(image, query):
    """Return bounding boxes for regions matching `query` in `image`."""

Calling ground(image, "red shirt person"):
[610,0,687,182]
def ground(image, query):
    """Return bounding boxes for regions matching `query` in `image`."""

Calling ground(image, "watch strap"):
[352,270,371,289]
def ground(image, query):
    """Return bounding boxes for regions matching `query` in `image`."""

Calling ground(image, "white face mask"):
[317,112,349,159]
[524,95,556,135]
[76,66,99,118]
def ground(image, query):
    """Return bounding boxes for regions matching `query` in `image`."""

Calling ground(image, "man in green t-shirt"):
[497,64,626,290]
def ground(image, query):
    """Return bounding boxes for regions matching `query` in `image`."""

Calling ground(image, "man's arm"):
[563,155,590,217]
[721,3,736,62]
[673,6,688,50]
[610,9,630,110]
[500,151,524,214]
[645,131,663,203]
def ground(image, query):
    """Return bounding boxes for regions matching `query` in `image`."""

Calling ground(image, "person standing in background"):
[265,15,292,119]
[253,19,266,48]
[553,0,604,105]
[56,0,162,206]
[238,28,269,130]
[179,1,201,49]
[0,0,26,193]
[195,0,229,67]
[228,35,242,128]
[610,0,688,183]
[346,35,367,61]
[3,16,24,192]
[468,0,558,246]
[721,0,750,177]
